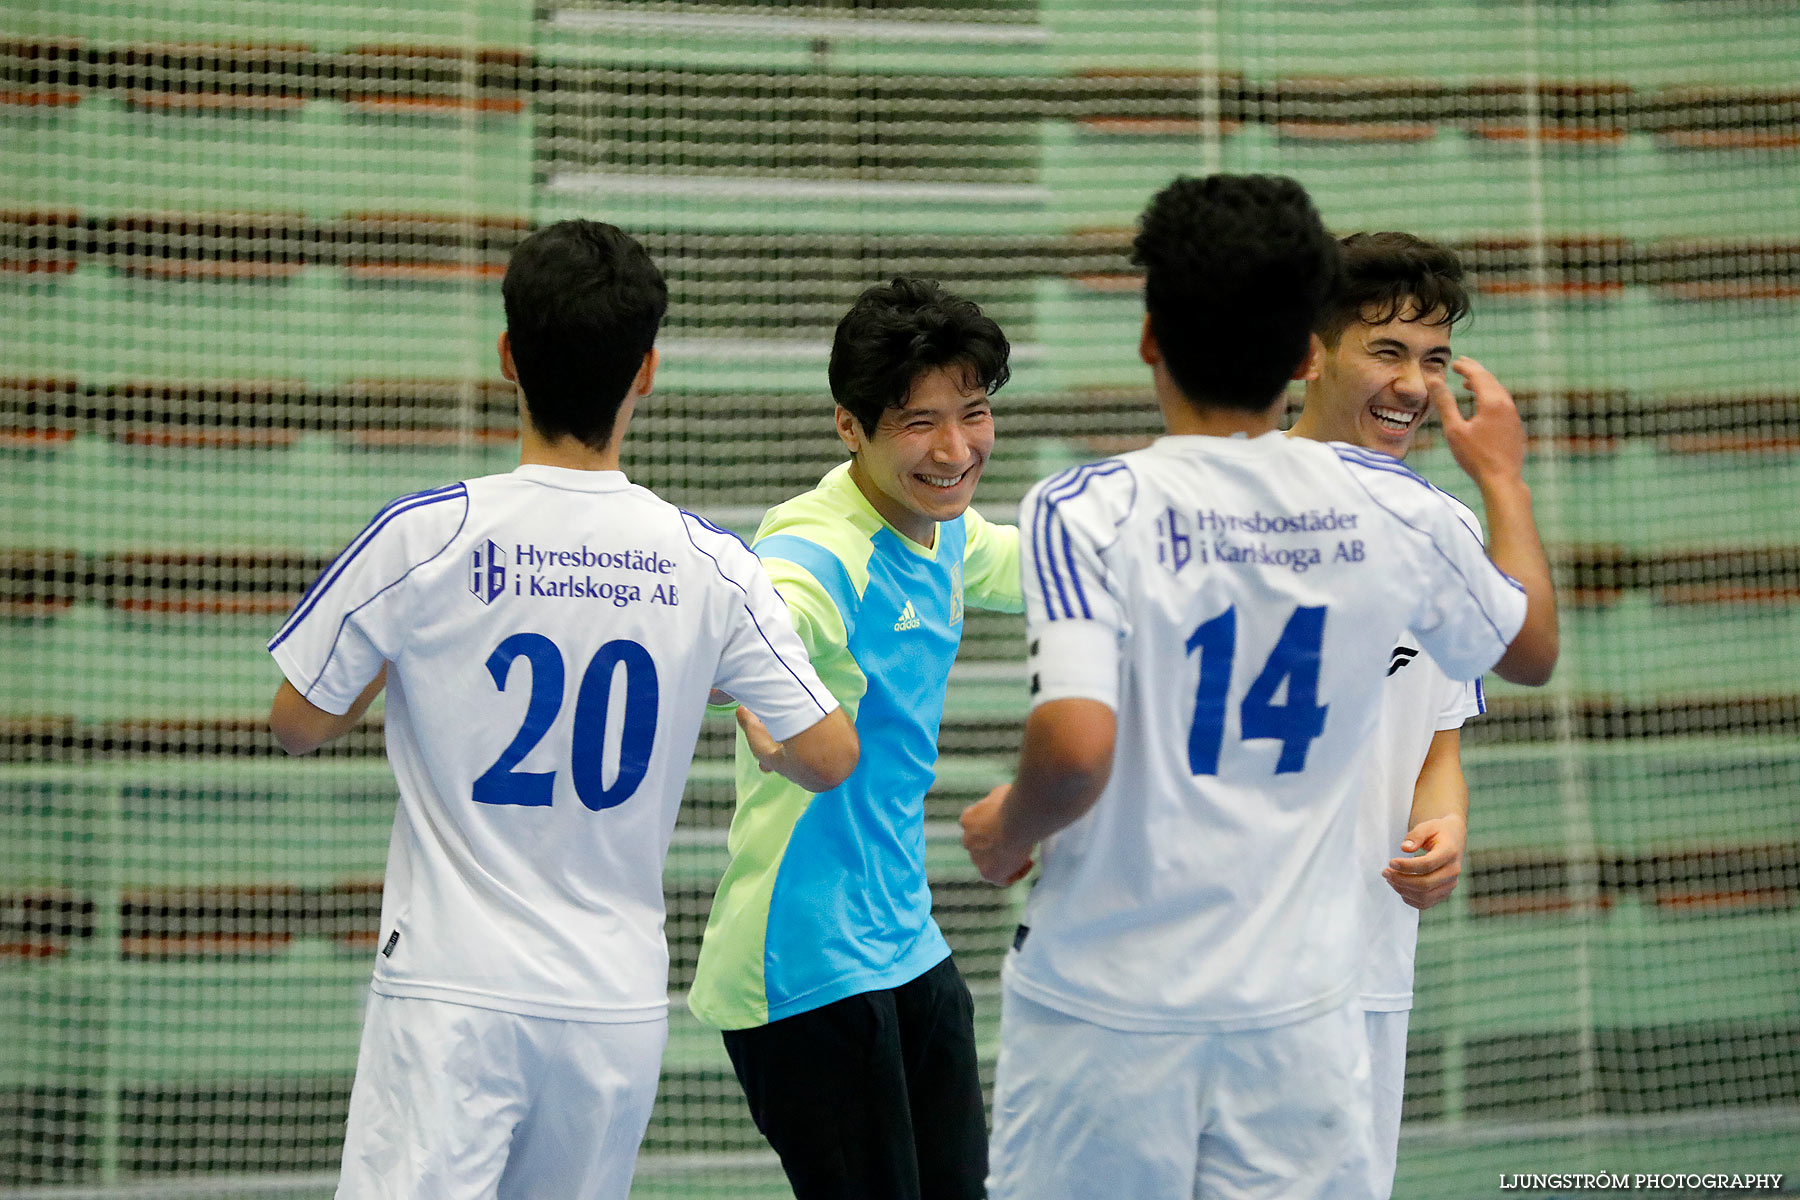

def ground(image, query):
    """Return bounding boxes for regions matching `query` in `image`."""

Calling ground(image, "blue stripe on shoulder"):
[1331,443,1436,487]
[753,533,861,628]
[268,483,467,652]
[682,509,750,548]
[1031,459,1131,620]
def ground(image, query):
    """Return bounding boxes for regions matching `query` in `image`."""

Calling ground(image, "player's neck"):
[518,425,624,473]
[1156,377,1285,439]
[1286,402,1327,442]
[515,395,634,473]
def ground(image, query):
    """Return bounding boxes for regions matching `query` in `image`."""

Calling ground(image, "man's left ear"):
[631,347,660,397]
[1294,334,1325,383]
[498,331,518,383]
[833,405,863,456]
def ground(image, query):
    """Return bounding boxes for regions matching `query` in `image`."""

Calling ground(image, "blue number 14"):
[1185,605,1328,776]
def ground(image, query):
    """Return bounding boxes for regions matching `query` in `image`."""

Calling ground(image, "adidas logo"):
[893,599,922,632]
[1387,646,1419,676]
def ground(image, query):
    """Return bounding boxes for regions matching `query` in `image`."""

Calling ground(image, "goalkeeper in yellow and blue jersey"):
[690,277,1021,1200]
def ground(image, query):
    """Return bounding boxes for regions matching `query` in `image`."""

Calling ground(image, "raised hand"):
[1428,356,1528,488]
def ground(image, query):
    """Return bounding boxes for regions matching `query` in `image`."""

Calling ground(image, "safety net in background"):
[2,0,1796,1195]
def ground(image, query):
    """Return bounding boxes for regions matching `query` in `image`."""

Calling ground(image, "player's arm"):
[269,666,387,756]
[963,468,1129,885]
[709,532,860,792]
[1429,357,1558,686]
[737,705,858,793]
[1384,727,1468,911]
[961,698,1115,886]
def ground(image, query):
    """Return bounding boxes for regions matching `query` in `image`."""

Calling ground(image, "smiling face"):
[837,362,995,547]
[1302,304,1454,460]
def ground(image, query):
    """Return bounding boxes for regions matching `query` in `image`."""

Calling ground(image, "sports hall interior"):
[2,0,1796,1195]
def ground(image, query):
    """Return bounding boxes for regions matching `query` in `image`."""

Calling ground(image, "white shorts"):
[336,991,667,1200]
[1363,1008,1410,1200]
[988,989,1373,1200]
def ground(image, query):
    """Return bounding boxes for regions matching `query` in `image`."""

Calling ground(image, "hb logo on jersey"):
[470,540,507,605]
[1156,506,1192,573]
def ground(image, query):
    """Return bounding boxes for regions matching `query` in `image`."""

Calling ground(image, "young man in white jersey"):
[266,220,857,1200]
[1290,231,1482,1198]
[960,174,1559,1200]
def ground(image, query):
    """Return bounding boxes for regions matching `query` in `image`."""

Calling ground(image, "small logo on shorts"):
[1387,645,1419,676]
[381,930,400,958]
[471,540,507,605]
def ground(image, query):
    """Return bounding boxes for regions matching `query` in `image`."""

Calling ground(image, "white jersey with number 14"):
[1007,432,1525,1034]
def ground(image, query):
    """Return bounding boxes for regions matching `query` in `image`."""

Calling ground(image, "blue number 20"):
[1185,605,1328,776]
[473,633,661,811]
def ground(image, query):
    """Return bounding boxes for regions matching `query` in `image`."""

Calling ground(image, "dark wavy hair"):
[1132,174,1341,412]
[828,277,1011,435]
[1316,231,1470,346]
[502,220,668,450]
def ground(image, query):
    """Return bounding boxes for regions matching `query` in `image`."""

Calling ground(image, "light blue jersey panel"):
[757,519,968,1018]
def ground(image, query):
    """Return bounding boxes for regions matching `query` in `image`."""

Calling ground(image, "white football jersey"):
[269,465,837,1022]
[1356,628,1483,1012]
[1008,432,1527,1033]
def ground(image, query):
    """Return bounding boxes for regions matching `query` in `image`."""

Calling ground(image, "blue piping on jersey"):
[683,509,750,548]
[1475,677,1486,714]
[679,515,833,718]
[269,484,467,653]
[298,490,470,702]
[1030,463,1097,617]
[1033,462,1117,619]
[1031,460,1131,620]
[1060,523,1090,618]
[1334,457,1524,653]
[1332,444,1491,556]
[1331,442,1436,481]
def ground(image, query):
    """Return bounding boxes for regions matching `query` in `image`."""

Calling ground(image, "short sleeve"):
[961,509,1024,613]
[702,533,839,743]
[1018,463,1134,711]
[1434,673,1483,731]
[267,485,467,714]
[1339,455,1527,682]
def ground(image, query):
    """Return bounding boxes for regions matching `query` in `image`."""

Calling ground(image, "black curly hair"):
[1132,174,1341,412]
[828,277,1011,435]
[1315,231,1470,346]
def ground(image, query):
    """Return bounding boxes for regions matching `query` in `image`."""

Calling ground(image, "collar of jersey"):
[509,464,633,492]
[820,461,943,560]
[1151,429,1289,455]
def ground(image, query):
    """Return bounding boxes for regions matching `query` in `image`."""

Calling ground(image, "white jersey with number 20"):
[1008,432,1526,1034]
[269,465,837,1023]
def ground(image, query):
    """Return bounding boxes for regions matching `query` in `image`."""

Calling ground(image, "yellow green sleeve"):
[762,558,849,661]
[962,509,1024,613]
